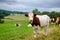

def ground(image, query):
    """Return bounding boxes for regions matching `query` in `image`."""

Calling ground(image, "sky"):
[0,0,60,12]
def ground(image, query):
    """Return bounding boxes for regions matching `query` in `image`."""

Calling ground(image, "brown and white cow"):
[15,23,21,28]
[25,12,50,38]
[56,17,60,27]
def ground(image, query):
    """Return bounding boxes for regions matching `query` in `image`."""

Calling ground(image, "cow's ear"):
[34,14,37,17]
[25,14,28,17]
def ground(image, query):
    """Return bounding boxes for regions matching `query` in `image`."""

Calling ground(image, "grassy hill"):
[0,14,60,40]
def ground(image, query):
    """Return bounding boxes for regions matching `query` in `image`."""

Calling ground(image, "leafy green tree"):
[57,12,60,17]
[0,12,5,23]
[49,11,57,18]
[0,12,10,23]
[32,9,41,15]
[48,11,58,22]
[42,11,49,15]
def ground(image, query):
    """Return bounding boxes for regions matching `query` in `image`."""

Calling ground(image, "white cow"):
[25,12,50,38]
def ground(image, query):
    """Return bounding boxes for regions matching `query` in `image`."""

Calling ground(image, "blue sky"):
[0,0,60,12]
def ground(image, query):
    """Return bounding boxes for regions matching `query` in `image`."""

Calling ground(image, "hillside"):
[0,9,28,14]
[0,14,60,40]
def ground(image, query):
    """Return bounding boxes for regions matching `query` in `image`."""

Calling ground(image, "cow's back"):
[36,15,50,26]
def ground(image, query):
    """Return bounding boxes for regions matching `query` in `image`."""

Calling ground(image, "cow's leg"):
[32,25,40,38]
[32,25,37,38]
[36,25,40,35]
[36,25,40,37]
[44,25,48,35]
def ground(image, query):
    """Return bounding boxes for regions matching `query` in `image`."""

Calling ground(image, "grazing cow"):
[50,18,54,24]
[15,23,21,27]
[56,17,60,27]
[25,12,50,38]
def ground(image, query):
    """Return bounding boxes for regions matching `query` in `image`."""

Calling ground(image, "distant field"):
[0,14,60,40]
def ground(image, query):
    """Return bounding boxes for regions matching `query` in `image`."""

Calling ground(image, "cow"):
[56,17,60,27]
[25,12,50,38]
[15,23,21,28]
[50,18,54,24]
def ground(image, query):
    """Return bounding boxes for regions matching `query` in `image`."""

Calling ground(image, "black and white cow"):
[50,18,54,24]
[25,12,50,38]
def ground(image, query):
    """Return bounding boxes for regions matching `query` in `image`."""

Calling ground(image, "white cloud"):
[50,8,60,12]
[0,0,60,12]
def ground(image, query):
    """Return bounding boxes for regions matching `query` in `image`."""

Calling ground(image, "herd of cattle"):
[25,12,60,38]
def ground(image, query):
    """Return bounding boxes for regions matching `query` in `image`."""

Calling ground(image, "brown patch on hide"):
[31,14,40,26]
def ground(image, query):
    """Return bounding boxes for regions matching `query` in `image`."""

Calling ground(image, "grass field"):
[0,14,60,40]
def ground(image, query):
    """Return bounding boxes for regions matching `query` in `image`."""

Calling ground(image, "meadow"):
[0,14,60,40]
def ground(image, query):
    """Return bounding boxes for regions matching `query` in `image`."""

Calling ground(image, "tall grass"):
[0,14,60,40]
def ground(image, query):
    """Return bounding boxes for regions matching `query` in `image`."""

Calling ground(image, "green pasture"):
[0,14,60,40]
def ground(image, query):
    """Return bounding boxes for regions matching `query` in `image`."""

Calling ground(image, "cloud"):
[0,0,60,12]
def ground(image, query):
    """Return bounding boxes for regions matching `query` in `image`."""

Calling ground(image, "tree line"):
[0,9,60,23]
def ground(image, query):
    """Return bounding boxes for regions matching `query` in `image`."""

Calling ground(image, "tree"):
[49,11,57,18]
[42,11,49,15]
[0,11,10,23]
[57,12,60,17]
[32,9,41,15]
[48,11,58,22]
[0,12,5,23]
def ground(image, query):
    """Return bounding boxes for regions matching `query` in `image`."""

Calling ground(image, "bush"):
[0,19,4,23]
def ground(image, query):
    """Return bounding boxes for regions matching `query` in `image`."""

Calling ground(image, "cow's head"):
[25,12,37,24]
